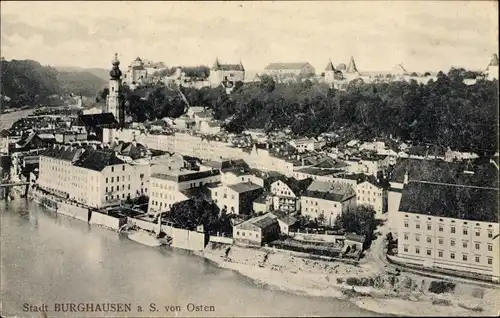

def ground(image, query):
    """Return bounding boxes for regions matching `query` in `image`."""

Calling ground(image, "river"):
[0,200,381,317]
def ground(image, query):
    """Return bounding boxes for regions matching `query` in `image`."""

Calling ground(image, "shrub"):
[345,277,360,286]
[428,281,456,294]
[336,277,344,284]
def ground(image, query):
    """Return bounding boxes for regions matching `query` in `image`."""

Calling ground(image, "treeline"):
[122,68,498,156]
[0,59,106,108]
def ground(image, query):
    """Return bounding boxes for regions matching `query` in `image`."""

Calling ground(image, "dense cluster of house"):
[1,53,498,282]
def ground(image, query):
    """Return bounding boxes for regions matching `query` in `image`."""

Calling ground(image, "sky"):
[1,1,498,73]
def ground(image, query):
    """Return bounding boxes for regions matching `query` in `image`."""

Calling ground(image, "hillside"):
[55,66,110,81]
[0,59,107,108]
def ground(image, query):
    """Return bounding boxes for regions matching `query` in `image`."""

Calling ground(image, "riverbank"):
[198,243,500,317]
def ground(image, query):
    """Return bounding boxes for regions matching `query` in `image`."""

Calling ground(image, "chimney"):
[403,170,409,185]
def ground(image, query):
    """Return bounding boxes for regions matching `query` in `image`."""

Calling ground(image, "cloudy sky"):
[1,1,498,73]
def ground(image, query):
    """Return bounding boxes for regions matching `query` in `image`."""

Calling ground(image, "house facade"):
[233,213,280,246]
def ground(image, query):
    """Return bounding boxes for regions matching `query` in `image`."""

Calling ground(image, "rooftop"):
[399,181,499,223]
[303,180,356,202]
[152,169,220,183]
[228,182,262,193]
[391,158,499,188]
[73,149,124,171]
[265,62,311,70]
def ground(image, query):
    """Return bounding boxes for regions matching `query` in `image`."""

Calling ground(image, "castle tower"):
[106,53,124,126]
[486,54,499,81]
[324,59,336,84]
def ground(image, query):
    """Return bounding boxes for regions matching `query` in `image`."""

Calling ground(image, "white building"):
[486,54,498,81]
[394,181,499,282]
[209,182,263,215]
[38,145,149,208]
[300,180,356,226]
[148,169,221,215]
[289,138,324,153]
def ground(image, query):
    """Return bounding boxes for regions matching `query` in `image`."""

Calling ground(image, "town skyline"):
[1,1,498,73]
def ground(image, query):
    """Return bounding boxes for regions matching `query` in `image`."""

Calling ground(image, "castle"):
[209,58,245,87]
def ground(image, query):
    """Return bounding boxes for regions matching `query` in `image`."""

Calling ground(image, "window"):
[403,246,408,252]
[487,258,493,265]
[236,231,239,235]
[214,192,218,197]
[105,196,108,201]
[111,177,114,183]
[111,167,114,172]
[404,221,409,228]
[415,247,420,254]
[475,243,480,250]
[122,165,125,171]
[427,249,431,256]
[111,186,114,192]
[231,195,235,200]
[438,238,443,245]
[463,254,468,261]
[415,235,420,242]
[106,187,108,192]
[488,244,493,252]
[427,224,431,230]
[451,240,455,246]
[242,232,245,236]
[488,231,493,238]
[438,251,443,258]
[450,253,455,259]
[404,234,409,240]
[223,194,227,199]
[463,229,468,235]
[451,227,455,234]
[416,224,420,229]
[475,256,480,263]
[438,226,443,232]
[128,184,131,190]
[475,231,480,237]
[463,241,468,248]
[426,237,431,243]
[106,178,108,183]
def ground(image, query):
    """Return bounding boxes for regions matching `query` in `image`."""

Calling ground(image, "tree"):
[335,205,377,244]
[168,198,229,235]
[317,212,326,225]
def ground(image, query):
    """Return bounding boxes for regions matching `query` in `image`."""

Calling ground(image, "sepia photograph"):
[0,1,499,317]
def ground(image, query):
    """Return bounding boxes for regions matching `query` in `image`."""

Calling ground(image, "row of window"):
[235,231,259,238]
[110,165,126,173]
[106,184,131,193]
[403,222,494,237]
[106,175,132,183]
[304,200,338,208]
[105,193,129,201]
[403,246,493,265]
[404,215,494,228]
[403,234,494,251]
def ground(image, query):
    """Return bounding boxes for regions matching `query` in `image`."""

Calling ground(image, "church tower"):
[486,54,499,81]
[106,53,124,126]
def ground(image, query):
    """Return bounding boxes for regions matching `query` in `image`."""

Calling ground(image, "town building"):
[209,58,245,87]
[263,62,315,82]
[342,174,389,218]
[209,182,263,215]
[300,180,356,226]
[269,177,312,212]
[233,213,280,246]
[394,181,499,282]
[324,59,344,85]
[269,210,299,236]
[123,57,148,86]
[38,145,149,208]
[148,169,221,215]
[288,138,325,153]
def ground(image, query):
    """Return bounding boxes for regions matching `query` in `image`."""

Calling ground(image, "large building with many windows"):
[394,181,499,282]
[38,145,150,208]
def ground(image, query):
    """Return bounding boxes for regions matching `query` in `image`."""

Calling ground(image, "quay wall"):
[209,236,234,245]
[90,212,127,231]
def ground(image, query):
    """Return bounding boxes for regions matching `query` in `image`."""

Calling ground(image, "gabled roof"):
[73,149,124,171]
[235,213,278,230]
[272,177,313,196]
[40,145,81,161]
[346,56,359,73]
[399,181,498,223]
[265,62,311,70]
[303,180,356,202]
[228,182,262,193]
[74,113,119,128]
[212,59,245,71]
[325,60,335,72]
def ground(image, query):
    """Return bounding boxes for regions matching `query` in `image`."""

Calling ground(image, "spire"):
[346,56,358,73]
[109,53,122,79]
[239,60,245,72]
[325,59,335,72]
[212,57,220,70]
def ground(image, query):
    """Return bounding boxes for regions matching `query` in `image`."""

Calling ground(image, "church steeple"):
[325,59,335,72]
[109,53,122,79]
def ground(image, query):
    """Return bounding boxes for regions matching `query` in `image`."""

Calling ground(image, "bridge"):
[0,182,30,188]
